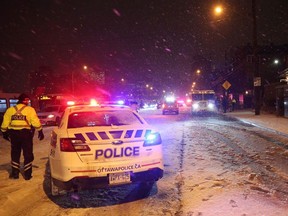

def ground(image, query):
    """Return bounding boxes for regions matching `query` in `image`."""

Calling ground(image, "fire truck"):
[191,90,217,113]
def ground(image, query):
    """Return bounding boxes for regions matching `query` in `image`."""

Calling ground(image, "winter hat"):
[17,93,30,104]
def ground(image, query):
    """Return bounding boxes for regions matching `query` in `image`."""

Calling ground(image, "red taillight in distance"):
[60,138,91,152]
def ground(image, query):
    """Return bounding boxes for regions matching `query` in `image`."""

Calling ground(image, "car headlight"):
[192,103,199,109]
[208,103,215,109]
[48,114,55,119]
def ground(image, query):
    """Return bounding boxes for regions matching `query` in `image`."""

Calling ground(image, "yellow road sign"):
[222,80,231,90]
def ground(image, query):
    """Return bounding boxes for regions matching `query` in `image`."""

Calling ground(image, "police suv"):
[48,103,163,196]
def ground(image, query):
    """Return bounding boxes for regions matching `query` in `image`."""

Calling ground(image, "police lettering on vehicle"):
[96,146,140,159]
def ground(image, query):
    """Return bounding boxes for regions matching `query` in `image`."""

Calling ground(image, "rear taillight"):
[144,132,162,146]
[60,138,91,152]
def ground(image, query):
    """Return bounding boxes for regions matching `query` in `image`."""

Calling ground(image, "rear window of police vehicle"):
[68,110,144,128]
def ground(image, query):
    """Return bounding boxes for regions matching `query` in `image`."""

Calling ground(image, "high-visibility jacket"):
[1,104,42,132]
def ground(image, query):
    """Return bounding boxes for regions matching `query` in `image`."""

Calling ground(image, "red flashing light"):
[90,99,98,106]
[67,101,75,106]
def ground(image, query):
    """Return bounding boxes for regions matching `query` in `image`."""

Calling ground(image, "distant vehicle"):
[162,101,179,115]
[38,94,76,111]
[48,103,163,196]
[191,90,216,113]
[37,105,67,126]
[162,96,179,115]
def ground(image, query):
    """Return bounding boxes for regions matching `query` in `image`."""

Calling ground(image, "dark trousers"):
[9,129,34,177]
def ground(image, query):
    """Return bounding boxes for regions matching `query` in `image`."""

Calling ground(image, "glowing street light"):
[214,5,223,16]
[211,1,261,115]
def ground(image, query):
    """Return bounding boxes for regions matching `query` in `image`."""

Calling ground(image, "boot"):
[24,175,32,181]
[9,170,19,179]
[24,162,32,180]
[24,168,32,180]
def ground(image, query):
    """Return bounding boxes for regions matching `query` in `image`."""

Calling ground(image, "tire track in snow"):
[203,123,288,203]
[174,128,186,216]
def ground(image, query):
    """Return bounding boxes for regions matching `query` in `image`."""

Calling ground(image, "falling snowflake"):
[8,52,23,61]
[113,8,121,17]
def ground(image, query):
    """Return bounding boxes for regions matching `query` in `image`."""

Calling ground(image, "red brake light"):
[60,138,90,152]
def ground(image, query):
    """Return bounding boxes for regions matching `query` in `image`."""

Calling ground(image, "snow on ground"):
[0,108,288,216]
[225,110,288,136]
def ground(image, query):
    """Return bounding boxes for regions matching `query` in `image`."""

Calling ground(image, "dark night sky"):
[0,0,287,95]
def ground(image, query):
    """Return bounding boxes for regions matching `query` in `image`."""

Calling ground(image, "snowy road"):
[1,108,288,216]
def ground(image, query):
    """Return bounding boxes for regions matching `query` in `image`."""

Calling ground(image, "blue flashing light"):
[144,132,162,146]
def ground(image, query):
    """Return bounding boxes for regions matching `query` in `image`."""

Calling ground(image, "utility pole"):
[252,0,261,115]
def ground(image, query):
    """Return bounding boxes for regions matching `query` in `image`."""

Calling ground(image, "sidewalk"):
[224,109,288,136]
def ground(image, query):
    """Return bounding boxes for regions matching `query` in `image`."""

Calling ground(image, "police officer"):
[1,93,44,180]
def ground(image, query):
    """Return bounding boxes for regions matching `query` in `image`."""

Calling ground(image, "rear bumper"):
[192,107,216,112]
[162,109,179,114]
[52,168,164,190]
[40,120,56,125]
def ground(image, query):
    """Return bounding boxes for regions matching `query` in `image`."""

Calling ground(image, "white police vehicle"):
[48,103,163,196]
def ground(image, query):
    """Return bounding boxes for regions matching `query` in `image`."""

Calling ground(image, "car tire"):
[50,176,69,196]
[51,177,60,196]
[49,162,68,196]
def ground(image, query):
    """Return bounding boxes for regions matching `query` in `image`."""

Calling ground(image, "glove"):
[38,130,44,141]
[2,131,10,141]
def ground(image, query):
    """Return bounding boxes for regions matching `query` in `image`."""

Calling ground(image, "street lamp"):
[214,5,223,16]
[274,59,279,65]
[211,1,261,115]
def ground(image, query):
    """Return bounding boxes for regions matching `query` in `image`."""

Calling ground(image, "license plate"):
[109,172,131,185]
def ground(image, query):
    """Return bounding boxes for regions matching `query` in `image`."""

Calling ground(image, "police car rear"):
[49,104,163,196]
